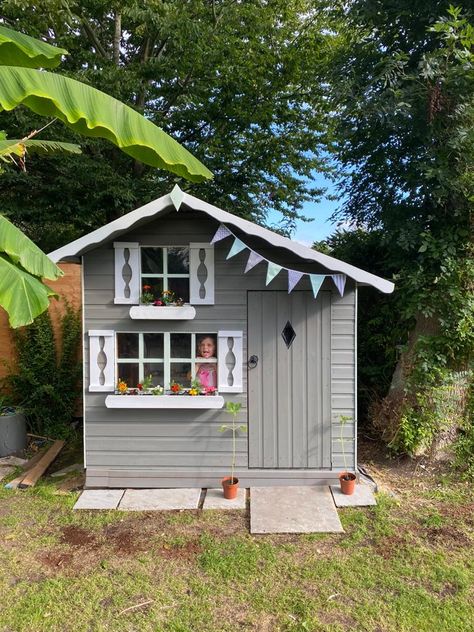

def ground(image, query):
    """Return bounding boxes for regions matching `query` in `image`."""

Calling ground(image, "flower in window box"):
[170,382,182,394]
[117,379,128,394]
[141,285,155,304]
[152,385,164,396]
[204,386,217,396]
[153,299,163,306]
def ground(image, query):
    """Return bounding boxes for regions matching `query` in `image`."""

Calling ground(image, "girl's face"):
[198,337,215,358]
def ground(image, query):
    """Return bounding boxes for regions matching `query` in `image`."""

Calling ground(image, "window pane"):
[195,334,217,360]
[117,333,138,358]
[170,362,191,388]
[170,333,191,358]
[117,363,139,387]
[142,278,163,299]
[143,363,164,387]
[141,247,163,273]
[168,277,189,303]
[168,247,189,273]
[144,334,164,358]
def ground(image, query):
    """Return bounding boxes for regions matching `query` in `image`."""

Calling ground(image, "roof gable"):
[48,185,394,294]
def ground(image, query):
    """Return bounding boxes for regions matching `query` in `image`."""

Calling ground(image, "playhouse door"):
[248,291,331,469]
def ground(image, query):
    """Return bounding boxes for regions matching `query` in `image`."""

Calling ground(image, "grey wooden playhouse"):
[49,186,394,489]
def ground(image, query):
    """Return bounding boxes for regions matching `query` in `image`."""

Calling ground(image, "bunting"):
[245,250,264,273]
[332,274,346,297]
[288,270,304,293]
[266,262,283,285]
[226,237,247,259]
[210,223,348,300]
[211,224,232,244]
[310,274,325,299]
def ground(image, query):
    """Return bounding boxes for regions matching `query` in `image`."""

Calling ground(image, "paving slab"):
[73,489,125,510]
[330,484,377,507]
[0,465,15,481]
[250,486,344,534]
[203,488,246,510]
[119,488,201,511]
[0,456,28,467]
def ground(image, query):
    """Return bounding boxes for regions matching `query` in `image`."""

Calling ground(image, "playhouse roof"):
[49,185,394,294]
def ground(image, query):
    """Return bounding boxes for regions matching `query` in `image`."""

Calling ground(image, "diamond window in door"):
[281,321,296,348]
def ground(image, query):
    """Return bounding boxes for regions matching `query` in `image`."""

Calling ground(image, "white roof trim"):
[48,186,394,294]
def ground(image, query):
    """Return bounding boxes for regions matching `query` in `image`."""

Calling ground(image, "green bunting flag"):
[309,274,325,298]
[266,262,283,285]
[226,237,247,259]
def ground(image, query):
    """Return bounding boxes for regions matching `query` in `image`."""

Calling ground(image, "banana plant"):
[0,25,212,328]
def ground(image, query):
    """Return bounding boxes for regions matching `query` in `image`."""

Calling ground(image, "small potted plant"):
[219,401,246,499]
[169,381,183,395]
[338,415,357,495]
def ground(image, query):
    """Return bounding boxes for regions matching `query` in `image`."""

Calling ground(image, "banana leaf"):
[0,25,67,69]
[0,138,81,162]
[0,215,62,280]
[0,253,57,328]
[0,66,213,182]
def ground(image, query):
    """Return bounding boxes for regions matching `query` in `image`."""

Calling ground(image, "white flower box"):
[129,305,196,320]
[105,395,224,409]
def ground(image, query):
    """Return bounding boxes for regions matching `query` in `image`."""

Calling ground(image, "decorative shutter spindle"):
[88,330,115,392]
[114,242,140,304]
[190,243,214,305]
[218,331,243,393]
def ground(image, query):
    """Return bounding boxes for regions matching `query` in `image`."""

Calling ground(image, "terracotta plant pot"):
[339,472,357,495]
[221,476,239,500]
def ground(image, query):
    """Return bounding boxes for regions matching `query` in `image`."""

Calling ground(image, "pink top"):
[196,364,217,388]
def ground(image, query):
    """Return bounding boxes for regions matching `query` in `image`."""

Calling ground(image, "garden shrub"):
[6,302,81,438]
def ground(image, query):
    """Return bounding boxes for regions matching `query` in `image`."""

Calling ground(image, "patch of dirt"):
[374,534,411,559]
[38,551,74,569]
[159,540,202,561]
[103,524,149,555]
[60,525,97,547]
[425,525,472,549]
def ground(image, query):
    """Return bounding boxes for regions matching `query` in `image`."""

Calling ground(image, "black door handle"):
[248,355,258,369]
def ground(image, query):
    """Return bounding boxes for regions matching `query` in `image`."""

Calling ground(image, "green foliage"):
[5,303,81,438]
[453,380,474,479]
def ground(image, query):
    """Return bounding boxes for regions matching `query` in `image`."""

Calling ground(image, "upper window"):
[116,332,217,390]
[141,247,190,303]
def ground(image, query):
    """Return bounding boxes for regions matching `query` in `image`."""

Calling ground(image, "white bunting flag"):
[309,274,325,299]
[210,224,232,244]
[266,262,283,285]
[288,270,304,293]
[332,274,346,297]
[245,250,264,273]
[226,237,247,259]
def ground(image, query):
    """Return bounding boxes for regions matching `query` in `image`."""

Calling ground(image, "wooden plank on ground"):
[18,441,65,489]
[4,448,48,489]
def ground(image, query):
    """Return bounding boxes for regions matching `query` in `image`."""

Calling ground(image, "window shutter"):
[217,331,243,393]
[189,243,214,305]
[114,242,140,304]
[88,330,115,392]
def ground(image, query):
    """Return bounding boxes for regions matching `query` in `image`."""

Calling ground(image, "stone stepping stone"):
[0,465,16,481]
[203,488,246,510]
[330,484,377,507]
[74,489,125,510]
[119,488,201,511]
[250,486,344,534]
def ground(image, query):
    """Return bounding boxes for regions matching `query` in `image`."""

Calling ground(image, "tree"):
[0,0,331,251]
[0,23,211,327]
[326,2,473,454]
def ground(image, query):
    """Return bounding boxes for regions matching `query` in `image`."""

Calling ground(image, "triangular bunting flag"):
[266,262,283,285]
[310,274,325,299]
[245,250,264,273]
[210,224,232,244]
[226,237,247,259]
[288,270,304,293]
[332,274,346,297]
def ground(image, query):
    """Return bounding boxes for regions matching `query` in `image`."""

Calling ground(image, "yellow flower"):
[188,388,199,396]
[118,380,128,394]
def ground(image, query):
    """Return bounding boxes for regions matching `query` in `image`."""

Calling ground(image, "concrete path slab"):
[74,489,125,510]
[250,486,344,534]
[203,488,246,510]
[119,488,201,511]
[0,465,15,481]
[330,484,377,507]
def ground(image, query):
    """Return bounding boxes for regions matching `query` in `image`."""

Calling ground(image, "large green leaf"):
[0,215,62,280]
[0,66,213,182]
[0,254,56,328]
[0,138,81,163]
[0,25,67,69]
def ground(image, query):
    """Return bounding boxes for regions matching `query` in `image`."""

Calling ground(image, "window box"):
[105,394,224,409]
[129,305,196,320]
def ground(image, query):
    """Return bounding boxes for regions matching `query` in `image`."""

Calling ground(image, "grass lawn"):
[0,441,473,632]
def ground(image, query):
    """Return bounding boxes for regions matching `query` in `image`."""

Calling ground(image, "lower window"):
[116,332,217,390]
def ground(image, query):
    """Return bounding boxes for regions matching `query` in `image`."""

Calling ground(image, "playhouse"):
[49,186,394,489]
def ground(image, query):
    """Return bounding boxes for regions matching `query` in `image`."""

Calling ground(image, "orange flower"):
[117,380,128,394]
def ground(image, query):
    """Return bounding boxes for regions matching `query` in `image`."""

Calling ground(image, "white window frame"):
[116,332,218,389]
[140,246,190,301]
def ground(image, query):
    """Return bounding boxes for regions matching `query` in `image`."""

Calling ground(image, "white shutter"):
[189,243,214,305]
[114,242,140,304]
[88,330,115,392]
[218,330,243,393]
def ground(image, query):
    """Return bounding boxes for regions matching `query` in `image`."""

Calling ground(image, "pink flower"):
[153,300,163,306]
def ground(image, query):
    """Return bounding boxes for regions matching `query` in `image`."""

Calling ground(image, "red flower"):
[143,285,152,292]
[137,383,143,391]
[153,300,163,306]
[204,386,216,395]
[170,383,181,393]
